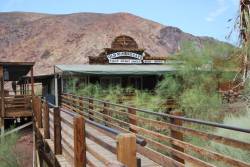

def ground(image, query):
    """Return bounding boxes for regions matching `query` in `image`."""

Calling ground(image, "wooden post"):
[26,80,29,95]
[37,98,42,128]
[88,99,94,121]
[170,111,185,164]
[128,107,137,133]
[31,67,34,99]
[57,77,62,106]
[54,107,62,155]
[79,96,84,111]
[24,83,26,95]
[43,101,50,139]
[22,84,24,95]
[73,116,86,167]
[0,65,4,118]
[103,102,109,126]
[117,133,137,167]
[54,74,58,107]
[33,97,38,122]
[19,84,22,95]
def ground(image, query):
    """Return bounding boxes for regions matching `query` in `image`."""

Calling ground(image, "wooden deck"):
[1,95,32,118]
[34,95,250,167]
[38,123,159,167]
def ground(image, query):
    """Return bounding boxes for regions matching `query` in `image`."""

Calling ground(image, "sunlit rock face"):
[0,12,225,75]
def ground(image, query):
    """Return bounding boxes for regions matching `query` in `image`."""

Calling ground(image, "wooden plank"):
[73,115,86,167]
[117,133,137,167]
[130,124,250,167]
[37,98,42,128]
[170,111,184,164]
[5,110,32,117]
[137,145,184,167]
[54,107,62,155]
[86,130,116,154]
[43,102,50,139]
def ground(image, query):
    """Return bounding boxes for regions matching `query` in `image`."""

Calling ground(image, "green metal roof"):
[55,64,175,75]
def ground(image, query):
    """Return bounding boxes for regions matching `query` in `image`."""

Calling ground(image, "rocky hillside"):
[0,12,223,75]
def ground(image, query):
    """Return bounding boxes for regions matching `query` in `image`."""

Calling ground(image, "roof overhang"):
[0,62,35,81]
[18,74,54,84]
[55,64,175,76]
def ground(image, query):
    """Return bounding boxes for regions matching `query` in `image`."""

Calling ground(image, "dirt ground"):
[14,128,33,167]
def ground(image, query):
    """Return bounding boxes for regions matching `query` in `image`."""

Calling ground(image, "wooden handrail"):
[62,93,250,133]
[60,93,250,167]
[37,97,132,167]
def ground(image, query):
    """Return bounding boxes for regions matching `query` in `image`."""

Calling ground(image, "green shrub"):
[210,111,250,164]
[0,133,20,167]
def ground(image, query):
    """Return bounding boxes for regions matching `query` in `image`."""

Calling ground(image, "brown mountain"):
[0,12,223,75]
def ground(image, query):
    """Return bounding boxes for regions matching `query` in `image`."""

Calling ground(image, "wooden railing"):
[61,93,250,167]
[0,94,32,117]
[33,96,144,167]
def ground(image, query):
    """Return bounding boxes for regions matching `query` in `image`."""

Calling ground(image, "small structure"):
[0,62,35,134]
[55,64,174,90]
[19,74,56,104]
[54,35,174,97]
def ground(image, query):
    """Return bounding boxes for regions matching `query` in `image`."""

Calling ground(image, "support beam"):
[31,67,34,98]
[1,121,32,137]
[54,74,58,107]
[0,65,4,118]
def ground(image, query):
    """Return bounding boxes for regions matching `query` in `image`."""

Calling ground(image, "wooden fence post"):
[54,107,62,155]
[128,107,137,133]
[73,115,86,167]
[170,111,185,164]
[88,99,94,121]
[103,102,109,126]
[79,96,84,112]
[117,133,137,167]
[43,101,50,139]
[37,98,42,128]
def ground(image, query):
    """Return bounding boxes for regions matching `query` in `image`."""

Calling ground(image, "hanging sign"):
[143,60,166,64]
[107,52,143,64]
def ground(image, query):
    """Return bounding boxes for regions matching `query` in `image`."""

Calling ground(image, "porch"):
[0,62,35,119]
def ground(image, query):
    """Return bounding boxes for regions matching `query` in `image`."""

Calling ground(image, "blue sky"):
[0,0,240,44]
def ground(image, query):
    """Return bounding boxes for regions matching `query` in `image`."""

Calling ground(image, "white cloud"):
[205,0,228,22]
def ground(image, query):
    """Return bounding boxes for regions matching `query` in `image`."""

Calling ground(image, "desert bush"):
[210,111,250,164]
[156,41,236,120]
[0,132,20,167]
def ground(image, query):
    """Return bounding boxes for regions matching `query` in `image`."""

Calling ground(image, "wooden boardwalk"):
[38,109,159,167]
[34,94,250,167]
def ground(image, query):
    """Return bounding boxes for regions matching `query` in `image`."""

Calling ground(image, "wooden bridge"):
[33,93,250,167]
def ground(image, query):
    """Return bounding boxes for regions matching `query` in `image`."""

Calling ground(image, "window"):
[128,76,142,89]
[63,76,87,93]
[100,77,121,87]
